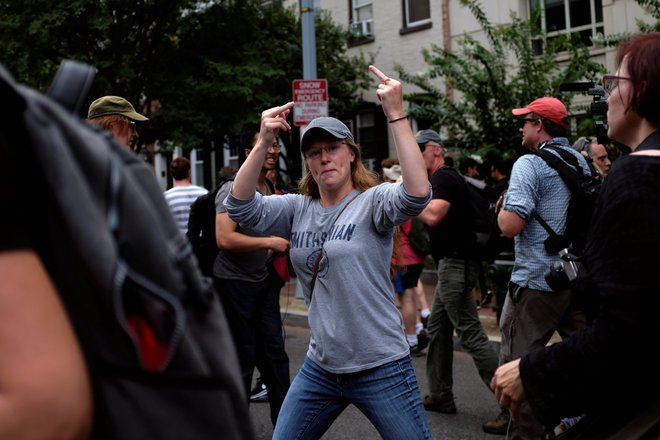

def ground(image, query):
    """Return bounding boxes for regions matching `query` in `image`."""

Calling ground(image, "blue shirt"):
[503,138,590,291]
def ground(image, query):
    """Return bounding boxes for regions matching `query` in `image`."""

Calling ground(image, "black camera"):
[560,82,609,145]
[544,248,581,292]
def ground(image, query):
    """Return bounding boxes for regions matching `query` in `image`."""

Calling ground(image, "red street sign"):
[292,79,328,126]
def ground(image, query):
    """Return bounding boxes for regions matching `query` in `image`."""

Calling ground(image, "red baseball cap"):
[512,97,568,128]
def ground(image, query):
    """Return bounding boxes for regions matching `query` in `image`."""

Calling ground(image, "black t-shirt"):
[428,166,471,260]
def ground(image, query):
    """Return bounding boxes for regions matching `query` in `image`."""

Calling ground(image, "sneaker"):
[480,290,494,307]
[410,344,425,357]
[423,395,457,414]
[249,378,268,403]
[420,314,429,329]
[417,329,429,352]
[482,409,510,435]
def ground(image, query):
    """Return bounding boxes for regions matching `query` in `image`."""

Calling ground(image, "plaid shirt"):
[503,138,590,291]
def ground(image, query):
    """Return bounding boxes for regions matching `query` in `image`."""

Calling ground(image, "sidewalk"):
[278,272,502,342]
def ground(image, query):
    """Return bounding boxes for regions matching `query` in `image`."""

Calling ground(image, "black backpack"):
[462,176,503,262]
[187,176,235,277]
[0,61,252,440]
[533,144,601,256]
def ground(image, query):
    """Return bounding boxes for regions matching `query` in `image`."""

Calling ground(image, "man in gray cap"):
[87,96,148,148]
[416,129,503,433]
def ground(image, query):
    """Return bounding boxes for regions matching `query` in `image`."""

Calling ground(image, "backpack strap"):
[536,146,586,191]
[532,145,589,252]
[47,60,97,115]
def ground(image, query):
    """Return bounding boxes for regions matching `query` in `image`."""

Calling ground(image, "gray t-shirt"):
[213,180,273,282]
[225,182,431,373]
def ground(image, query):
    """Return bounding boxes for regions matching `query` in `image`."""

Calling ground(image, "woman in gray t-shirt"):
[226,66,432,439]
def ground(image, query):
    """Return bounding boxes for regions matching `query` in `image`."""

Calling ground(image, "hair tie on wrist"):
[388,115,407,124]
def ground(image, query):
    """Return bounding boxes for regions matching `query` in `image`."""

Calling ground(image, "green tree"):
[595,0,660,47]
[151,2,372,149]
[396,0,604,158]
[0,0,371,155]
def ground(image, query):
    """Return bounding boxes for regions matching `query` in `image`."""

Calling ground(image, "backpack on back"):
[187,176,235,277]
[407,217,432,256]
[533,145,601,256]
[0,61,252,440]
[462,176,503,262]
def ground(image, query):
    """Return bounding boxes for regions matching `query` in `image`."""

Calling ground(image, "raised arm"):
[369,65,429,197]
[231,102,294,200]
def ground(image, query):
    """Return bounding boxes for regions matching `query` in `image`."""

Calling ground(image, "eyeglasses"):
[518,118,538,128]
[304,142,346,160]
[268,142,281,152]
[120,119,137,131]
[419,142,441,153]
[602,75,632,95]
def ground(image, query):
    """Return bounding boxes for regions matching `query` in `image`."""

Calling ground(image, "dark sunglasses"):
[518,118,538,128]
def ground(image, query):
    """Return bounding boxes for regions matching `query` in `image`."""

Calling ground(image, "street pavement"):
[248,278,507,439]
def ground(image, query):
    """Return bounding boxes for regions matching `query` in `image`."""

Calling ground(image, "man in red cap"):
[490,97,589,438]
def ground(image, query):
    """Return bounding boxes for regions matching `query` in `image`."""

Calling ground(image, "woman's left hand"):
[369,65,405,122]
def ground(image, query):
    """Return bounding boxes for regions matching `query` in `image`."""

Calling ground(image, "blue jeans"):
[426,257,498,401]
[273,356,432,440]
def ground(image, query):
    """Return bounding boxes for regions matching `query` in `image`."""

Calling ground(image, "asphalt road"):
[249,324,504,439]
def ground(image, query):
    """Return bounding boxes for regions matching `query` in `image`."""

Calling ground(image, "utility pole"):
[300,0,317,80]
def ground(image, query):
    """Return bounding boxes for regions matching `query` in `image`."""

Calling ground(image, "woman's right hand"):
[256,102,295,151]
[491,358,526,421]
[231,102,294,200]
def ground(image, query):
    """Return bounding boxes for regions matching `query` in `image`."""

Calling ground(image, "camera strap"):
[308,191,362,297]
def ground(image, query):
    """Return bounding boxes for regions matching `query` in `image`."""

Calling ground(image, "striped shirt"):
[164,185,208,234]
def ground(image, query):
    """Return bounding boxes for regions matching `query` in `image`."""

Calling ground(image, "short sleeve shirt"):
[428,166,471,260]
[212,180,274,282]
[504,138,590,291]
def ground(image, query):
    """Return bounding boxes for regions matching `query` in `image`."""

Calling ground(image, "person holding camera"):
[491,32,660,438]
[495,96,590,438]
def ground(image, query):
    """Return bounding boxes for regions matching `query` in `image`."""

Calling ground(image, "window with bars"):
[530,0,604,51]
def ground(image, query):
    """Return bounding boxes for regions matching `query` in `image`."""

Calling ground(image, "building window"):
[530,0,603,49]
[404,0,431,28]
[350,0,373,39]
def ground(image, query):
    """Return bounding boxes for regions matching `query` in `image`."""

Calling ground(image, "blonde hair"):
[298,139,379,197]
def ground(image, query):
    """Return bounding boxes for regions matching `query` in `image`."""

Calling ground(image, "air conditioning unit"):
[350,20,373,37]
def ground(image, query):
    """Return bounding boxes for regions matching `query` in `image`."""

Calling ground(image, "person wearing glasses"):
[224,65,432,439]
[212,129,290,428]
[492,32,660,439]
[495,97,590,438]
[87,95,148,148]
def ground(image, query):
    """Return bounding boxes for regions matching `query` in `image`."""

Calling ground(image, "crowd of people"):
[2,31,659,439]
